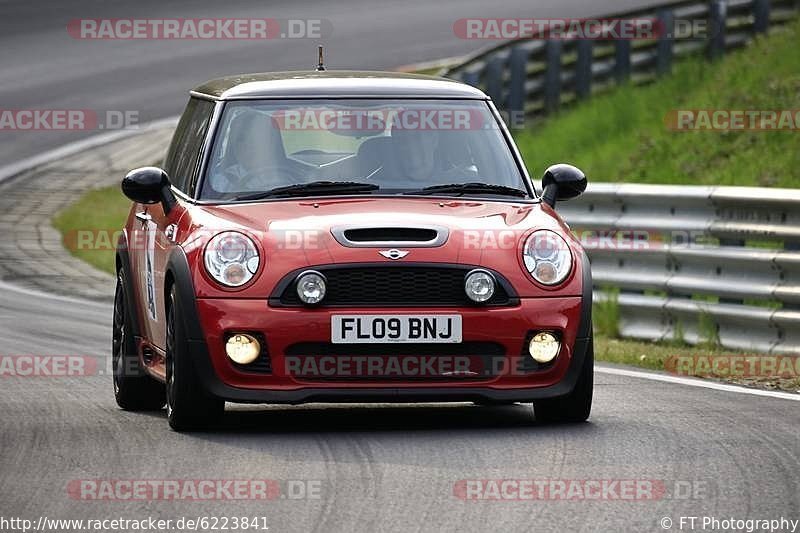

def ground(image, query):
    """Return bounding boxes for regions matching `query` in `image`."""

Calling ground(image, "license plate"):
[331,315,462,344]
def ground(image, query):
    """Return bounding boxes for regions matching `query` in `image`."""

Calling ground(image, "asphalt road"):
[1,283,799,532]
[2,1,799,532]
[0,0,665,167]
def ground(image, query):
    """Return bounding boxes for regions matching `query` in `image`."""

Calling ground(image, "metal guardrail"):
[441,1,800,353]
[558,184,800,354]
[443,0,799,118]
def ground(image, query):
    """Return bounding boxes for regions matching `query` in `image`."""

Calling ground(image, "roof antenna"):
[316,45,326,71]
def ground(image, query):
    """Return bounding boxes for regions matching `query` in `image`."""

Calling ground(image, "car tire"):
[112,271,166,411]
[165,287,224,431]
[533,335,593,423]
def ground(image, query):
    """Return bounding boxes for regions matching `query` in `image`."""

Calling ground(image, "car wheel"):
[533,335,593,423]
[165,287,224,431]
[112,271,165,410]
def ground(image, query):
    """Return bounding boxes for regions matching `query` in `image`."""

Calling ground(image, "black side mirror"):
[540,164,587,208]
[121,167,177,214]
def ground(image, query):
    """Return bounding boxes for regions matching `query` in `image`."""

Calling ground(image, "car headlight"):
[523,230,572,285]
[204,231,260,287]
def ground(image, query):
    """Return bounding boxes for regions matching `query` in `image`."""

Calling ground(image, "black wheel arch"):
[164,246,205,342]
[115,232,142,341]
[577,249,593,341]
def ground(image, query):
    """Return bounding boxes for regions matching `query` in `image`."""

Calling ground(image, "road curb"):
[0,122,176,302]
[0,117,178,187]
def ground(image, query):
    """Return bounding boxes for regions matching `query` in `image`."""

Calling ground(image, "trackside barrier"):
[444,0,799,119]
[558,184,800,354]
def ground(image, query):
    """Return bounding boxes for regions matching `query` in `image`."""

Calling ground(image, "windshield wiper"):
[402,182,528,198]
[233,181,379,201]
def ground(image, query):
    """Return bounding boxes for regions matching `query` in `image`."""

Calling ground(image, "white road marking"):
[0,116,179,185]
[0,280,109,309]
[597,364,800,401]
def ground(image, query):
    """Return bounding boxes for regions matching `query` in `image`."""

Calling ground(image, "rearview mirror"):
[540,164,587,208]
[121,167,177,214]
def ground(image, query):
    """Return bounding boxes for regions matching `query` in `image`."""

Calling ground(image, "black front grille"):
[284,342,505,381]
[274,264,515,307]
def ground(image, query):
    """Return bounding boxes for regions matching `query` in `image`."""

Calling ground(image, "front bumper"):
[189,297,589,404]
[162,246,593,405]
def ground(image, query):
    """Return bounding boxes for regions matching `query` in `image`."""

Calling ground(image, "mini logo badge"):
[379,249,410,260]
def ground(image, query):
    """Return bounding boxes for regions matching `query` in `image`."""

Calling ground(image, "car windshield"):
[200,99,529,201]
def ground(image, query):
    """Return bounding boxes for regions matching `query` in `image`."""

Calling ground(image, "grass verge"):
[52,185,130,275]
[595,336,800,393]
[513,18,800,187]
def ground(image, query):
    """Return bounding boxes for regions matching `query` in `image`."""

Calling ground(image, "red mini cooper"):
[113,70,593,431]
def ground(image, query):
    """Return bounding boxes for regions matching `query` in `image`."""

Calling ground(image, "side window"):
[163,98,214,195]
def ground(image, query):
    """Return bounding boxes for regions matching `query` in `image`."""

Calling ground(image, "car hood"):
[183,196,583,298]
[191,196,566,245]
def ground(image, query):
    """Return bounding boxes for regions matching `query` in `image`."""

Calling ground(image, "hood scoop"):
[332,225,449,248]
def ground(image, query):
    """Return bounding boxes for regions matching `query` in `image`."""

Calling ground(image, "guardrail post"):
[718,238,745,247]
[656,9,675,75]
[716,237,746,304]
[753,0,770,33]
[784,240,800,310]
[614,40,631,83]
[575,40,593,99]
[507,46,529,117]
[462,71,480,89]
[485,55,505,108]
[708,0,728,61]
[784,240,800,254]
[543,40,563,114]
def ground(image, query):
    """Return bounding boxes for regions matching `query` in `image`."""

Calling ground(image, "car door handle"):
[135,212,152,223]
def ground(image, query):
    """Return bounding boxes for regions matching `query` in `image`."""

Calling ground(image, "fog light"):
[464,269,496,303]
[225,333,261,365]
[296,270,326,304]
[528,332,560,363]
